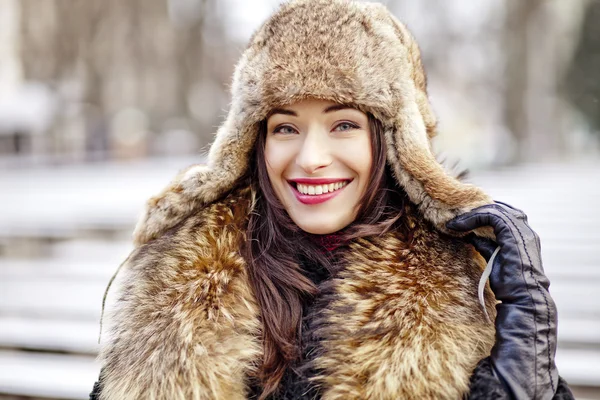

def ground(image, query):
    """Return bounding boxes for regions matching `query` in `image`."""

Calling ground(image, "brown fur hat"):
[133,0,492,246]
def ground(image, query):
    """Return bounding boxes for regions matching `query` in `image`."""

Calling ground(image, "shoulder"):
[97,185,261,399]
[367,201,491,284]
[311,205,497,399]
[117,184,255,319]
[409,206,497,321]
[340,205,494,321]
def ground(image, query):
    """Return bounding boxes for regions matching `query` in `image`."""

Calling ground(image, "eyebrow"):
[269,104,355,117]
[269,108,297,117]
[324,104,354,113]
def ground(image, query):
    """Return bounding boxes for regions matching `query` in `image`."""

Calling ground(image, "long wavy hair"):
[243,112,409,399]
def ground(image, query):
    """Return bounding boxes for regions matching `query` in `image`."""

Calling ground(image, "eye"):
[334,122,359,132]
[273,125,298,135]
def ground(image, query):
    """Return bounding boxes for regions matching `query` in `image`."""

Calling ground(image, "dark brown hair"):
[243,113,408,399]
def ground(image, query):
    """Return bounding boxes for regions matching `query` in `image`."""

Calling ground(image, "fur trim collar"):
[100,187,495,399]
[99,1,499,398]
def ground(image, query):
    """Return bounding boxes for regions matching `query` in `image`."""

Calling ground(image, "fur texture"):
[100,1,502,398]
[100,186,496,399]
[100,188,262,400]
[310,203,496,399]
[132,0,493,246]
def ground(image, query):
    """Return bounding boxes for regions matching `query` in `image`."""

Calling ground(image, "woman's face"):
[265,98,372,235]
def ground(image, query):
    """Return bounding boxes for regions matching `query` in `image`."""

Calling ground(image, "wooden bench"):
[0,239,127,399]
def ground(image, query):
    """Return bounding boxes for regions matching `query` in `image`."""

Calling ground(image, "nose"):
[296,128,332,174]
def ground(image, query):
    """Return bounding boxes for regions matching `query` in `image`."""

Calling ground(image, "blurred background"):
[0,0,598,398]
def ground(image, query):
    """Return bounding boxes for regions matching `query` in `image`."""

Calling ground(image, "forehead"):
[267,98,363,118]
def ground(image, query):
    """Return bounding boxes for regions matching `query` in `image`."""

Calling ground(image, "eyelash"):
[273,125,298,135]
[272,122,360,135]
[335,122,359,132]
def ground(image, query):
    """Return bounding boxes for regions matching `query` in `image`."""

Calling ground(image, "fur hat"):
[133,0,492,245]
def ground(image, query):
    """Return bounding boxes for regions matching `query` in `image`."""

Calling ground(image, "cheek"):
[341,137,373,186]
[359,148,373,178]
[264,146,280,194]
[264,140,293,196]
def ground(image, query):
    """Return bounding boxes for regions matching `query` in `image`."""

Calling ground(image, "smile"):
[288,178,353,205]
[296,181,348,195]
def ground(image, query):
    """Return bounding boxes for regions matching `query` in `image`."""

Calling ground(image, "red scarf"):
[312,234,344,252]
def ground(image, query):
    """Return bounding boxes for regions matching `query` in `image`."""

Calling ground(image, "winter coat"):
[92,185,573,399]
[94,1,573,398]
[98,184,495,399]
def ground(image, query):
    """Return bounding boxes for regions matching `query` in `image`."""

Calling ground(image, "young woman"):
[91,1,574,399]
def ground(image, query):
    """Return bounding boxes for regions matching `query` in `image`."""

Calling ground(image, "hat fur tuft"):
[133,0,492,245]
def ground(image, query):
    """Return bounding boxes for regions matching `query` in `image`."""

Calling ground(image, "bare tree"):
[501,0,545,163]
[18,0,232,160]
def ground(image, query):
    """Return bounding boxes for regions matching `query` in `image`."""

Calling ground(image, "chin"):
[292,215,353,235]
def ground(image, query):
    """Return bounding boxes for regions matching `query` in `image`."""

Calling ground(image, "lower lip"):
[290,182,350,205]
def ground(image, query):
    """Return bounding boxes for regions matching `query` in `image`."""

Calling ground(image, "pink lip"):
[287,178,352,205]
[289,177,350,185]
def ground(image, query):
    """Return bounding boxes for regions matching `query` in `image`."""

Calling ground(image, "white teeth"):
[296,181,349,195]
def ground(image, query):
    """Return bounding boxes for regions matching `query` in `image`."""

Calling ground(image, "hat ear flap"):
[384,15,492,230]
[132,115,260,246]
[132,48,267,246]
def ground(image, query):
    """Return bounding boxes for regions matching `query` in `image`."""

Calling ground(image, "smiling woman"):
[264,99,373,234]
[91,1,574,399]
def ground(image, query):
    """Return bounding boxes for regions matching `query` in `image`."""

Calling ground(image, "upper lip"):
[288,178,352,185]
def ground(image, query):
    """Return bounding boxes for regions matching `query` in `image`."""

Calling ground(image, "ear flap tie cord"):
[479,246,501,324]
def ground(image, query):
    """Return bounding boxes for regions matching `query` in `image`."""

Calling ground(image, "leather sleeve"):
[468,357,575,400]
[89,380,102,400]
[89,369,103,400]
